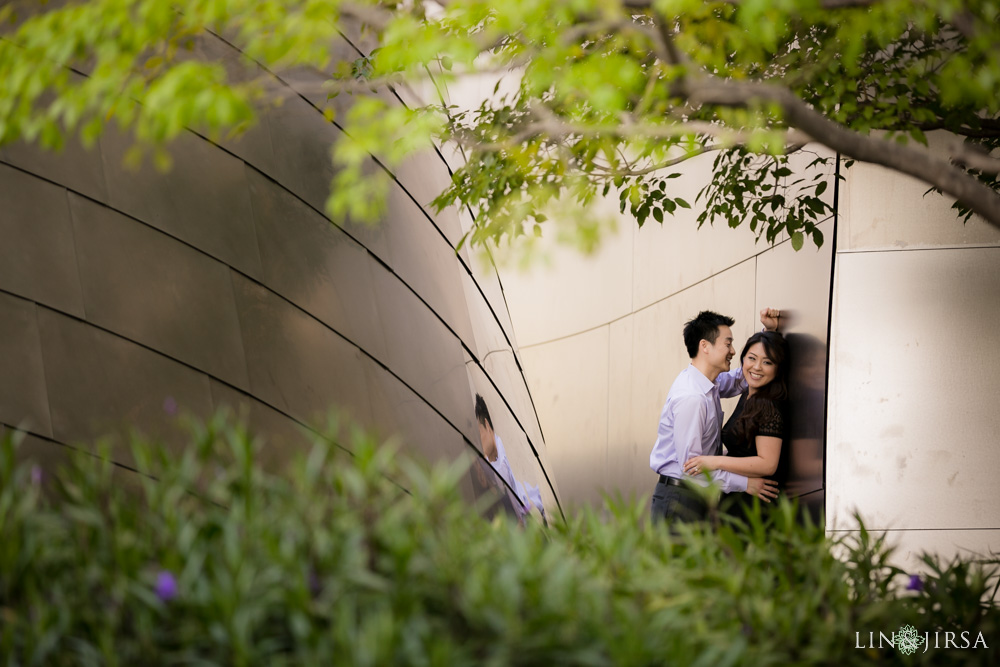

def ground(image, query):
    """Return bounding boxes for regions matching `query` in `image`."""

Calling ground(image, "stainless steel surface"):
[0,293,52,436]
[208,379,315,469]
[246,166,389,362]
[368,261,471,430]
[231,272,374,428]
[481,348,546,457]
[0,73,109,203]
[37,306,215,460]
[263,94,343,218]
[363,357,467,464]
[0,25,559,515]
[69,193,250,389]
[381,181,477,347]
[393,151,466,249]
[100,126,262,279]
[0,163,86,316]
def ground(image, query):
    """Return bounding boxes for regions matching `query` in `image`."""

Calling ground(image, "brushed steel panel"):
[261,94,393,263]
[381,181,476,348]
[6,430,75,480]
[69,194,250,389]
[829,248,1000,530]
[231,272,374,428]
[358,357,492,509]
[368,262,471,430]
[37,307,214,460]
[208,379,315,470]
[362,357,467,464]
[459,232,520,361]
[0,293,52,436]
[246,167,388,362]
[461,271,511,363]
[0,70,109,203]
[0,164,86,316]
[8,428,151,500]
[481,350,545,457]
[0,137,109,203]
[264,94,344,220]
[182,34,277,176]
[99,127,262,278]
[393,151,465,249]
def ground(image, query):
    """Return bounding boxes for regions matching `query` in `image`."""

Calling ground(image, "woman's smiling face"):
[742,342,777,393]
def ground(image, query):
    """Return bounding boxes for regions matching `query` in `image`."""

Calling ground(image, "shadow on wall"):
[781,331,828,511]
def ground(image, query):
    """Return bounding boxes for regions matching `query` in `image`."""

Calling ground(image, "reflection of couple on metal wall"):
[650,308,789,524]
[472,394,545,522]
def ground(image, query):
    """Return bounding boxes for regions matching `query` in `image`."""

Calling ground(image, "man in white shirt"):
[650,310,779,523]
[475,394,531,519]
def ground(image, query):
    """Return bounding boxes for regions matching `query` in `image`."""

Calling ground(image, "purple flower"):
[30,465,42,486]
[309,570,322,598]
[163,396,178,416]
[155,570,178,601]
[906,574,924,592]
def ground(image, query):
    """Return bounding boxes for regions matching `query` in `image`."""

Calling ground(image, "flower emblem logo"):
[896,624,924,656]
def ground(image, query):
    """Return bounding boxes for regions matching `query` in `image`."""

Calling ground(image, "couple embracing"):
[650,308,788,524]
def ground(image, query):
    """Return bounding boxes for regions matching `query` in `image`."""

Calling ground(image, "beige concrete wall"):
[500,148,835,510]
[828,137,1000,569]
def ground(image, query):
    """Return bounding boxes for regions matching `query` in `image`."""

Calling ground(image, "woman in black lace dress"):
[682,331,789,500]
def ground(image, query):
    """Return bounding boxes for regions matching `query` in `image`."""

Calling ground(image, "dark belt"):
[658,474,685,488]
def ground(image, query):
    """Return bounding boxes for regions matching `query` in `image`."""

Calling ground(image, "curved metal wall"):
[0,30,559,519]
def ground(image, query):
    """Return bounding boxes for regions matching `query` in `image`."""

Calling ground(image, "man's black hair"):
[683,310,735,358]
[474,393,493,430]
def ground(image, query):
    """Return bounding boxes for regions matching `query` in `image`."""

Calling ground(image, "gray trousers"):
[650,479,708,524]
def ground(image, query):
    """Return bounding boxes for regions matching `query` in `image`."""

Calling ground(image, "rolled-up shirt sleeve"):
[711,469,748,493]
[716,366,746,398]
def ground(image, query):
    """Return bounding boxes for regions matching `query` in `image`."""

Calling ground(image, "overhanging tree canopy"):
[1,0,998,251]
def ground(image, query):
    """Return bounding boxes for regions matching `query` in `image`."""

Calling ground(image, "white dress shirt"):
[649,364,748,493]
[490,433,529,515]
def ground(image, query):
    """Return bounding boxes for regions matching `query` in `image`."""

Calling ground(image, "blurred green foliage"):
[1,414,997,665]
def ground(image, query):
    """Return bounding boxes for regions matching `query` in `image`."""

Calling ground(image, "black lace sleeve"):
[757,400,785,438]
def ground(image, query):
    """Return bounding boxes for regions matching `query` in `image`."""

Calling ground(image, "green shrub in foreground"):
[0,413,997,666]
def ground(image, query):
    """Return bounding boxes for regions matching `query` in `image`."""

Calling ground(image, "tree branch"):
[685,78,1000,228]
[592,144,726,176]
[622,0,881,8]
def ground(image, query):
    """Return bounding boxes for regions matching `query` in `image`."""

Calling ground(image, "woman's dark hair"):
[736,331,789,442]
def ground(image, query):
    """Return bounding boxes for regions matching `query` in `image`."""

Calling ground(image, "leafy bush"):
[1,413,997,665]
